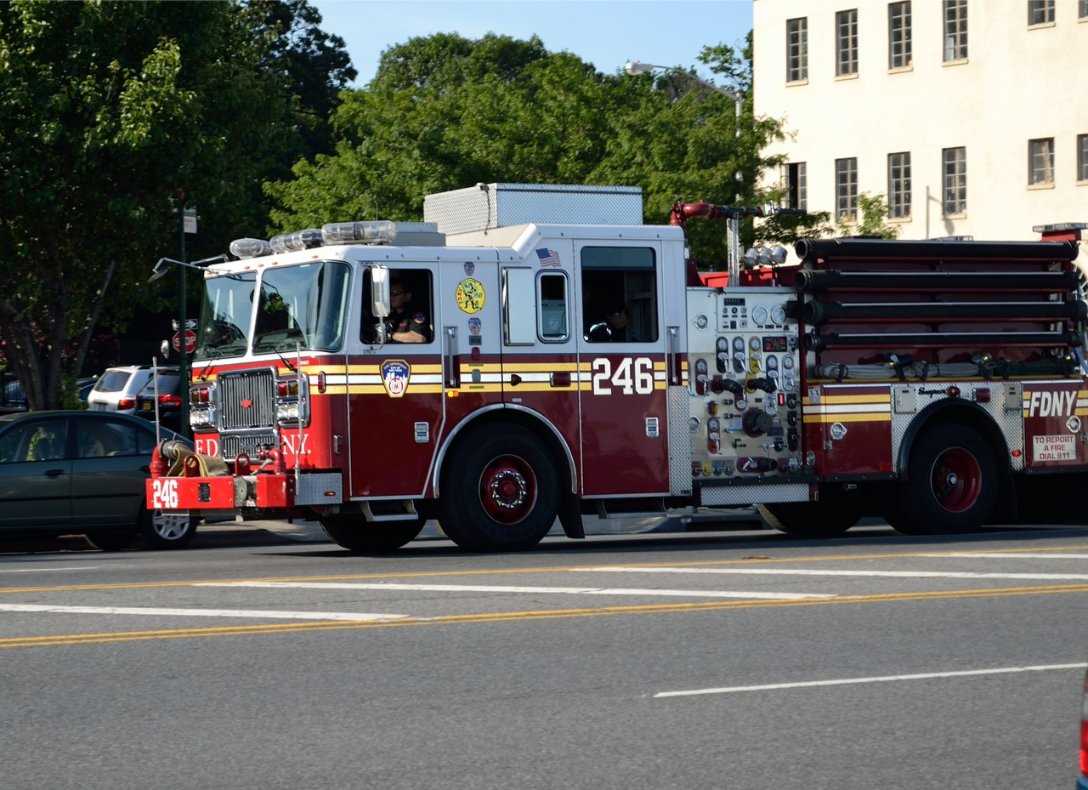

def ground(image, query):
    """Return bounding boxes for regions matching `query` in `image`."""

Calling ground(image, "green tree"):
[843,192,899,239]
[0,0,350,409]
[267,32,786,269]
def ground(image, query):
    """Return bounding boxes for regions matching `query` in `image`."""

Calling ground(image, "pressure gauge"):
[766,355,779,371]
[717,337,729,352]
[771,305,787,325]
[782,355,794,370]
[751,305,769,326]
[695,314,708,329]
[732,336,745,351]
[749,336,761,351]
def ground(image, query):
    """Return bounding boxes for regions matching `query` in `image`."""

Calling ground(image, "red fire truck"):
[146,183,1088,551]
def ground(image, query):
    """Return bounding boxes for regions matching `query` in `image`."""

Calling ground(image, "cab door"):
[575,241,670,495]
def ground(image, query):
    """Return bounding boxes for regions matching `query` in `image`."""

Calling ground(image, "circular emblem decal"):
[455,277,486,315]
[1068,415,1082,434]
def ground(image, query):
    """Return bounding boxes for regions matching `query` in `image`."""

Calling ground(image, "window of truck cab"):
[252,261,352,354]
[195,271,257,361]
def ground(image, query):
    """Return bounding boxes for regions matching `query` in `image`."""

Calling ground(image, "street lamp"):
[625,58,745,275]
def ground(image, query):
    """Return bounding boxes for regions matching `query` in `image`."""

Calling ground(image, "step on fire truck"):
[146,183,1088,551]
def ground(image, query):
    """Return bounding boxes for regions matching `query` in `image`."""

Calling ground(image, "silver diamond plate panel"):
[667,385,692,495]
[701,483,810,506]
[296,472,344,506]
[889,382,1025,473]
[424,183,643,235]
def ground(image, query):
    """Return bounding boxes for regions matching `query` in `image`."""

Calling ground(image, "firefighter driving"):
[145,183,1088,552]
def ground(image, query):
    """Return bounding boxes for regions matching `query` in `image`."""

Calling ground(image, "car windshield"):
[252,261,351,354]
[138,374,180,395]
[195,272,257,361]
[93,370,132,393]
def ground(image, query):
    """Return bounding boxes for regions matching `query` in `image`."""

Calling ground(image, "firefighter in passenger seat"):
[385,276,429,343]
[588,302,629,342]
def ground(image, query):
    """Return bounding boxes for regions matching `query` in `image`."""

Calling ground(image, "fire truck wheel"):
[439,426,559,551]
[320,517,425,553]
[758,502,860,538]
[139,506,198,550]
[890,423,998,534]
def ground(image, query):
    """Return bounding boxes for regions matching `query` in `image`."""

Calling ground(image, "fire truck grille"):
[218,369,276,430]
[219,431,277,461]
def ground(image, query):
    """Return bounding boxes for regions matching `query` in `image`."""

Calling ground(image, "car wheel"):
[140,506,198,549]
[438,424,559,551]
[321,515,424,553]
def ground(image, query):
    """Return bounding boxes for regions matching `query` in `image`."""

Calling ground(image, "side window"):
[362,268,434,344]
[538,272,569,342]
[581,247,658,343]
[137,426,157,455]
[0,420,68,464]
[76,419,140,459]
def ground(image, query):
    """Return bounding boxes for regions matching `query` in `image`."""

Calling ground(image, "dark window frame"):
[580,246,659,345]
[786,17,809,82]
[836,9,859,76]
[360,266,436,346]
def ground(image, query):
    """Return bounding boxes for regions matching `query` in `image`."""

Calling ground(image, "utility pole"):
[177,197,195,439]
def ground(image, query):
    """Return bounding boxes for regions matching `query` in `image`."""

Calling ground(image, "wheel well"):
[898,401,1011,481]
[434,408,576,498]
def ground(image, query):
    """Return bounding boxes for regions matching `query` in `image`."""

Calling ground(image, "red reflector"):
[1080,718,1088,775]
[276,381,288,397]
[1011,449,1023,458]
[946,385,961,398]
[777,392,786,406]
[118,398,135,410]
[974,387,990,403]
[317,371,327,394]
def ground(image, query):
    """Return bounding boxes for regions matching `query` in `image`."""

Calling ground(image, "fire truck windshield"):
[251,261,351,354]
[194,272,257,361]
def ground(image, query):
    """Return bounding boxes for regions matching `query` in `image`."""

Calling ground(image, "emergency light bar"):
[321,221,445,247]
[270,229,323,254]
[229,238,272,259]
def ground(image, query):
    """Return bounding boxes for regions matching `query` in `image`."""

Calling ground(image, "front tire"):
[321,516,424,553]
[439,424,560,551]
[888,423,998,535]
[759,500,861,538]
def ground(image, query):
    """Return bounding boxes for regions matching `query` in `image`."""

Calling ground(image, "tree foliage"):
[267,33,787,264]
[0,0,350,409]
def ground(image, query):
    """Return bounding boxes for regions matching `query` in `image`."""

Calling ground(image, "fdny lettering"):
[591,357,654,396]
[281,434,310,455]
[1027,390,1076,418]
[195,437,219,457]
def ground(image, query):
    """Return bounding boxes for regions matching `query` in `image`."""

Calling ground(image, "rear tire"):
[759,500,861,538]
[140,506,198,550]
[888,423,998,535]
[439,424,560,551]
[321,516,424,553]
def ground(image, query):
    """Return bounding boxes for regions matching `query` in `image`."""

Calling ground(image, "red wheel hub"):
[930,447,982,513]
[478,454,538,525]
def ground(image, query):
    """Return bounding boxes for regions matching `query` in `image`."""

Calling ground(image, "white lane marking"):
[195,581,833,600]
[919,553,1088,560]
[575,566,1088,581]
[0,566,99,574]
[0,603,408,622]
[655,662,1088,699]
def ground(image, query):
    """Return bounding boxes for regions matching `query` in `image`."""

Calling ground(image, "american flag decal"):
[535,248,561,267]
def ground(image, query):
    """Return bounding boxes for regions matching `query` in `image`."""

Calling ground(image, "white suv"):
[87,366,177,415]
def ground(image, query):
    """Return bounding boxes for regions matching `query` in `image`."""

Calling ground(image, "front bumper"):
[146,471,343,512]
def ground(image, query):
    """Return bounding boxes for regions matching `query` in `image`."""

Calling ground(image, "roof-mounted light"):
[270,228,323,254]
[321,220,445,247]
[229,238,272,259]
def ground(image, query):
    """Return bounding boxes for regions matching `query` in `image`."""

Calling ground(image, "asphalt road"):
[1,523,1087,789]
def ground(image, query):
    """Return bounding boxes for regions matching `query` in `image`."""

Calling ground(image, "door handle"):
[44,468,65,478]
[443,326,460,389]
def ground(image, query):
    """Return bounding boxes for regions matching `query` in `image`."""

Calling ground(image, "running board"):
[361,500,419,523]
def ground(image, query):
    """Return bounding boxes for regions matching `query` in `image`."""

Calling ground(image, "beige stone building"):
[753,0,1088,242]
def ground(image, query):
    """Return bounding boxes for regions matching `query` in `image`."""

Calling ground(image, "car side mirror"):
[371,265,390,318]
[160,340,171,359]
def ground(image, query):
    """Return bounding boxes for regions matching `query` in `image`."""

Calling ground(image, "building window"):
[786,17,808,82]
[888,2,912,69]
[835,158,858,221]
[1081,0,1088,18]
[784,162,807,210]
[1078,134,1088,181]
[1028,138,1055,186]
[1028,0,1054,25]
[887,152,911,219]
[836,10,859,76]
[942,147,967,215]
[943,0,968,61]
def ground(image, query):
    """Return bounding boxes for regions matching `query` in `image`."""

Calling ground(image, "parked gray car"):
[0,411,195,550]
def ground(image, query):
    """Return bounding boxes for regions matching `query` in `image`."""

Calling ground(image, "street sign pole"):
[178,203,189,439]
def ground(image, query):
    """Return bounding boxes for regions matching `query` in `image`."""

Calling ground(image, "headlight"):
[277,401,302,423]
[190,408,213,428]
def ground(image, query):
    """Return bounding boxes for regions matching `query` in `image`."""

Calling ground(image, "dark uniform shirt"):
[385,304,430,342]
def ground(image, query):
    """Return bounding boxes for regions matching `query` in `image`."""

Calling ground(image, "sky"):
[311,1,753,87]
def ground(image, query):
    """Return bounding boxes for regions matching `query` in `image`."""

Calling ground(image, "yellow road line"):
[1,583,1086,650]
[5,542,1088,596]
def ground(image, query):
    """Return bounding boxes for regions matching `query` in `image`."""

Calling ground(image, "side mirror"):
[371,266,390,318]
[160,339,171,359]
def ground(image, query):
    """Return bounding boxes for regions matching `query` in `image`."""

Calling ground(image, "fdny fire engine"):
[146,183,1088,551]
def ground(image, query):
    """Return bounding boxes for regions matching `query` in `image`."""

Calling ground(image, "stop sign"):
[172,329,197,354]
